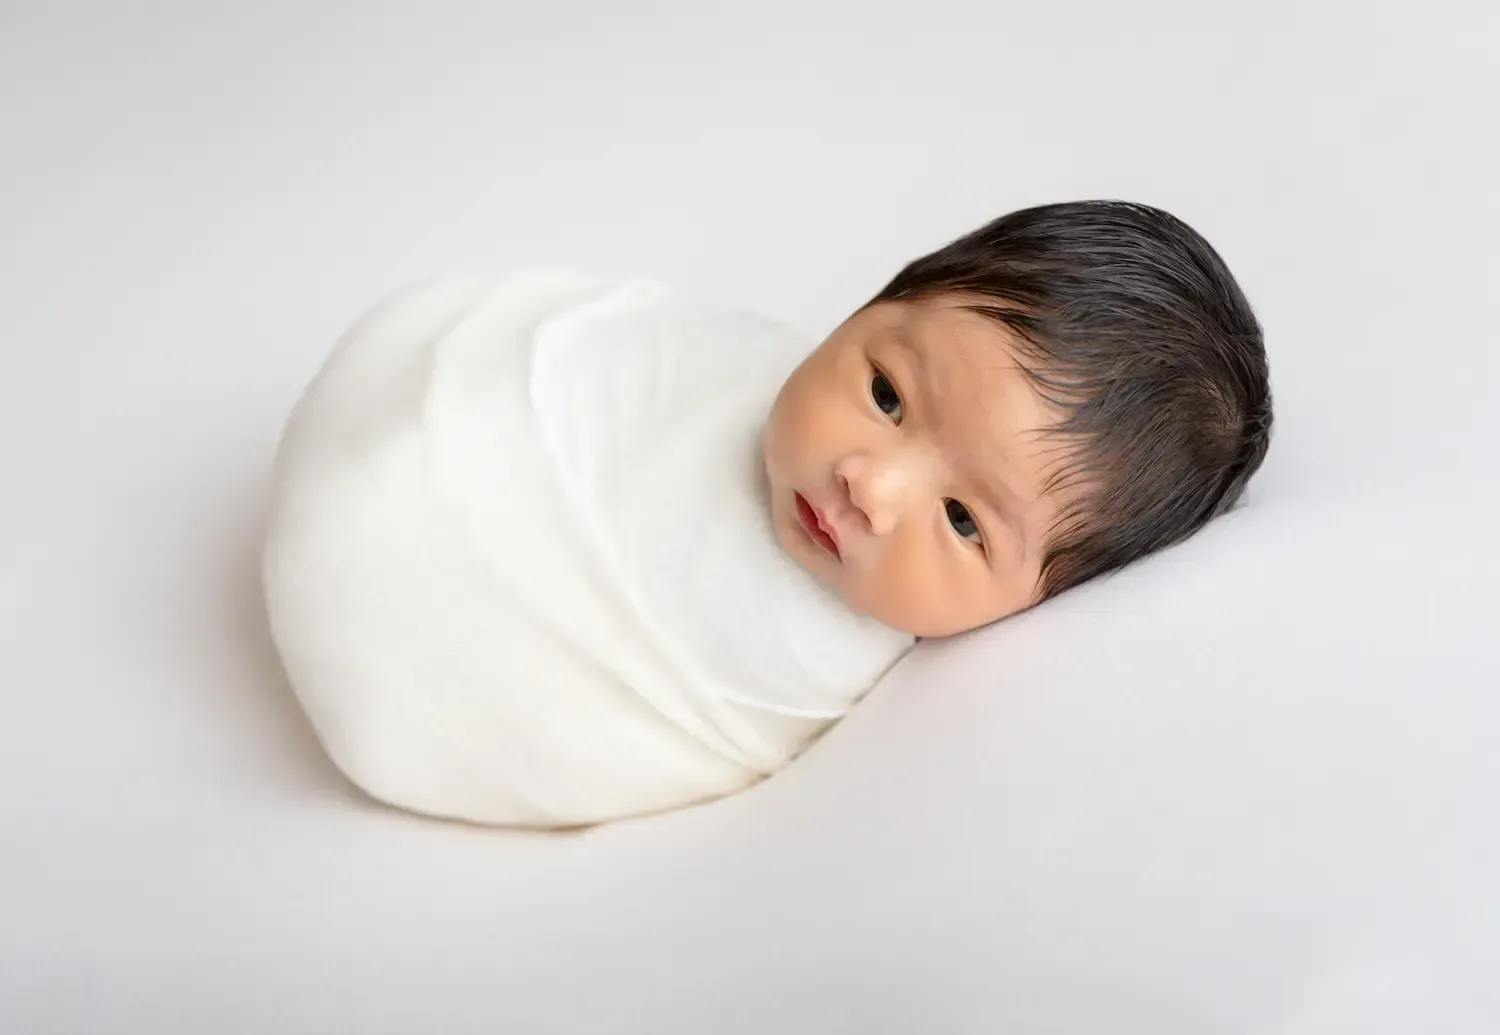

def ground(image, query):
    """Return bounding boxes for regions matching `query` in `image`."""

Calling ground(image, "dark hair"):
[869,200,1272,600]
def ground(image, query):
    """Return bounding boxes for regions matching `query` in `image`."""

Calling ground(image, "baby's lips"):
[794,491,841,558]
[807,496,845,557]
[815,509,841,552]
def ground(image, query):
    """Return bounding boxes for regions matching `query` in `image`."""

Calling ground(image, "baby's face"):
[764,294,1067,637]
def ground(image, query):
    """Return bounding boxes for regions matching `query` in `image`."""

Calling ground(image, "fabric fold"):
[264,271,913,827]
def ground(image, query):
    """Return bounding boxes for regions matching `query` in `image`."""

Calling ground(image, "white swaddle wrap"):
[264,272,914,827]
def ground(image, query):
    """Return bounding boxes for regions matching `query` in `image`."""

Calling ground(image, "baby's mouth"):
[794,492,840,559]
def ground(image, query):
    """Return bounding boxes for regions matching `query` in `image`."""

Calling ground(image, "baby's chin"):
[764,465,923,636]
[768,489,853,588]
[769,492,827,576]
[773,522,915,634]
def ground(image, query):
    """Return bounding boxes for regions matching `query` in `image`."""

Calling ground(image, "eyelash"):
[945,499,983,547]
[869,369,903,424]
[869,367,984,551]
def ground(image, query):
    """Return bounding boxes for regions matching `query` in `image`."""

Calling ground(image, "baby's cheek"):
[761,398,801,473]
[766,393,825,471]
[870,544,1010,637]
[847,543,941,635]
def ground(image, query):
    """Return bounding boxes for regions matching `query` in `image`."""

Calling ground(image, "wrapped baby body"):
[264,272,914,827]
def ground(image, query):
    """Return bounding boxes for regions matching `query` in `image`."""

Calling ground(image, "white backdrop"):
[2,3,1497,1033]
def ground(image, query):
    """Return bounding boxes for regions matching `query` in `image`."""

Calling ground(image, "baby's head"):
[764,200,1272,637]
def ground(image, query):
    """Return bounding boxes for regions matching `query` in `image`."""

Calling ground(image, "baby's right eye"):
[870,371,903,424]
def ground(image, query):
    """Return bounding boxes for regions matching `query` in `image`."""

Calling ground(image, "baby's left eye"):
[944,499,982,545]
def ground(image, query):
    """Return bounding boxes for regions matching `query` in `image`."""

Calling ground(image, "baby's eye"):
[944,499,982,545]
[870,371,903,423]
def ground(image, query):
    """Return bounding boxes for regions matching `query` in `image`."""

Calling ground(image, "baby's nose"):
[836,451,925,536]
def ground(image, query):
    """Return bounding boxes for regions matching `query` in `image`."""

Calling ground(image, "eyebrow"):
[970,468,1028,564]
[889,327,923,367]
[889,328,937,421]
[898,325,1030,560]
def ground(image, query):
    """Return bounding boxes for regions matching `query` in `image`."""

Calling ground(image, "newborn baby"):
[264,200,1272,827]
